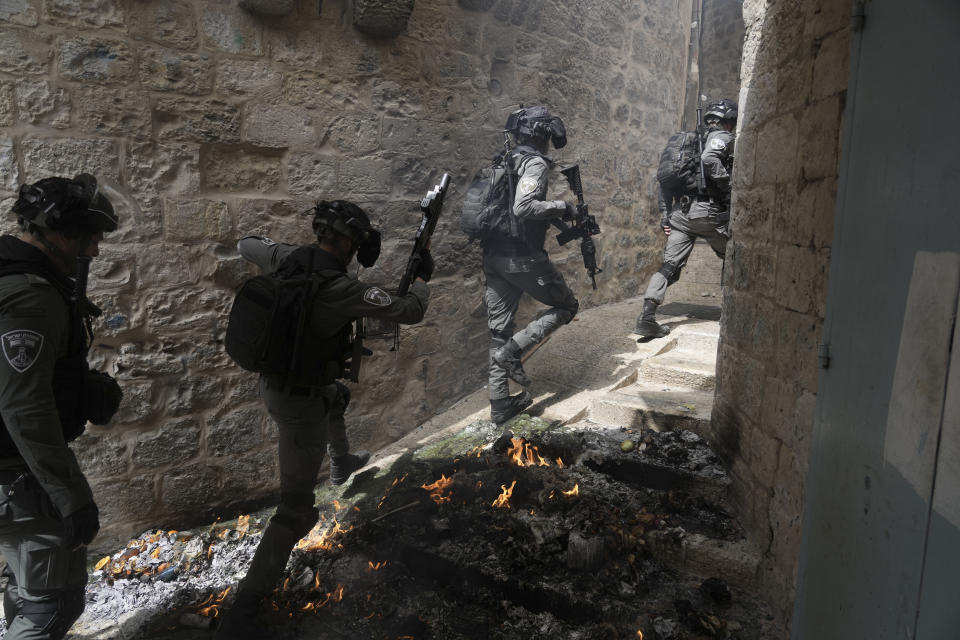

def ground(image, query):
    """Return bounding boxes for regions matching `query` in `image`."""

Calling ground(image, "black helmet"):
[312,200,381,268]
[704,99,738,124]
[505,105,567,149]
[13,174,118,234]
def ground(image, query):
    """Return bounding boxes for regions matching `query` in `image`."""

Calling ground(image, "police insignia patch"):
[2,330,44,373]
[518,177,538,195]
[710,137,726,150]
[362,287,392,307]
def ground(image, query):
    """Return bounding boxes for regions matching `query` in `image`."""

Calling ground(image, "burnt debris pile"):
[74,417,776,640]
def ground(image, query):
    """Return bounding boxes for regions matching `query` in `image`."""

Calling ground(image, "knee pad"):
[271,491,319,538]
[489,329,512,346]
[658,261,682,284]
[19,588,85,639]
[561,300,580,324]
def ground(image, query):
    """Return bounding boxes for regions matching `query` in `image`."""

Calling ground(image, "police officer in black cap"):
[635,99,737,338]
[215,200,432,638]
[0,174,122,640]
[484,105,580,424]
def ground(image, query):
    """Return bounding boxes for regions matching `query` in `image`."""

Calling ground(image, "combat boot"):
[492,339,532,386]
[329,450,371,485]
[633,299,670,338]
[490,391,533,424]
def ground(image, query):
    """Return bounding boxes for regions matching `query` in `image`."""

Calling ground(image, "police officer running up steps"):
[634,99,737,338]
[485,106,580,424]
[0,175,122,640]
[215,201,432,639]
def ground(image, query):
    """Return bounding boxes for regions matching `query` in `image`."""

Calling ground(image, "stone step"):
[589,385,714,434]
[638,352,717,390]
[645,530,762,594]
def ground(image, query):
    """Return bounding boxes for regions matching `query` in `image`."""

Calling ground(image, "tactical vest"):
[0,261,89,458]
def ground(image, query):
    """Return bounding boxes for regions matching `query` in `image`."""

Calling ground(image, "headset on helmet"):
[12,174,118,234]
[704,99,738,124]
[312,200,381,268]
[505,105,567,149]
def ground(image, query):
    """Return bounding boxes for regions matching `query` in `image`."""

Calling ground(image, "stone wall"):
[699,0,745,106]
[0,0,693,549]
[711,0,852,628]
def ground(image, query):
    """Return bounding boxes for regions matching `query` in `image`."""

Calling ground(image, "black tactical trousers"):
[643,207,729,305]
[0,478,88,640]
[483,252,578,400]
[228,380,352,607]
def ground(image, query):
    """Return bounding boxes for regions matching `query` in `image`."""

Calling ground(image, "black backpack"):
[656,131,702,193]
[225,251,328,376]
[460,151,523,242]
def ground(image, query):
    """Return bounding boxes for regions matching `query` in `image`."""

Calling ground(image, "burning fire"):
[421,473,454,505]
[491,480,517,509]
[196,587,231,618]
[505,437,552,467]
[299,584,345,613]
[562,484,580,497]
[295,517,354,551]
[378,473,408,509]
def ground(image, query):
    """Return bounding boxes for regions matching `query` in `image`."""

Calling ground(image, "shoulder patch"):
[518,176,539,195]
[709,137,727,151]
[362,287,392,307]
[2,330,44,373]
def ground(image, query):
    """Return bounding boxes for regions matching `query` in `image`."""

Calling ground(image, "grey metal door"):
[792,0,960,638]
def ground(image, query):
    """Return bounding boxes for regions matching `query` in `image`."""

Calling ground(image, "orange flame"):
[556,457,564,468]
[506,437,551,467]
[368,561,389,571]
[421,474,454,505]
[94,556,110,571]
[236,514,250,539]
[562,484,579,497]
[296,517,354,551]
[637,632,643,639]
[492,480,517,509]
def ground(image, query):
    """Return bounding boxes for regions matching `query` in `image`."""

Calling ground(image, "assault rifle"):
[556,165,602,289]
[392,172,451,350]
[695,106,707,195]
[399,172,451,295]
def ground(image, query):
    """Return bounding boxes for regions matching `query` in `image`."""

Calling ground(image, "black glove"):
[64,501,100,550]
[562,202,578,221]
[414,249,434,283]
[83,370,123,426]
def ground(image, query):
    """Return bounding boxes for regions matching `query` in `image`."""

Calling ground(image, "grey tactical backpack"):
[657,130,701,193]
[460,151,522,243]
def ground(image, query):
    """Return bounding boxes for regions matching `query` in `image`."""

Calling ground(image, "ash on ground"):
[63,418,776,640]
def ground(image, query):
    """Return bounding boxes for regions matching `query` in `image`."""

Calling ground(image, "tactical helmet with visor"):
[703,99,738,126]
[312,200,381,268]
[505,106,567,150]
[12,174,118,237]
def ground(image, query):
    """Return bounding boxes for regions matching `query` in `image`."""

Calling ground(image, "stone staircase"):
[374,298,765,598]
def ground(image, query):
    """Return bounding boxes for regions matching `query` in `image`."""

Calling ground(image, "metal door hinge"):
[818,343,831,369]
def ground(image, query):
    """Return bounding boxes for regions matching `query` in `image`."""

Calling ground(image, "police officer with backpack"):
[0,175,122,640]
[634,99,737,338]
[481,106,580,424]
[216,200,432,639]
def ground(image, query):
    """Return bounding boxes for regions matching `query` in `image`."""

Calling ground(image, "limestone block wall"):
[711,0,853,628]
[0,0,693,548]
[699,0,745,105]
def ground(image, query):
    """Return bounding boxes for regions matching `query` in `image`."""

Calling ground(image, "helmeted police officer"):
[483,106,580,424]
[215,200,432,639]
[0,174,122,640]
[634,99,737,338]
